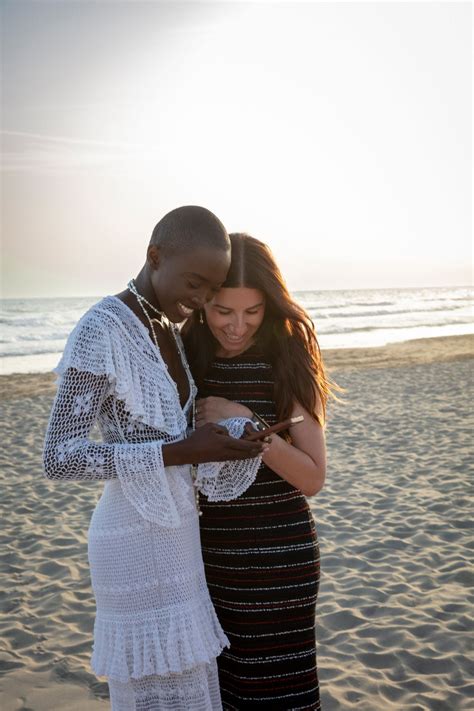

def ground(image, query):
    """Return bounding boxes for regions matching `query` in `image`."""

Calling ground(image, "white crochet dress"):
[42,296,261,711]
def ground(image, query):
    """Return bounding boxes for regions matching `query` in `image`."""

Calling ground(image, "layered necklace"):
[127,278,166,334]
[127,279,201,515]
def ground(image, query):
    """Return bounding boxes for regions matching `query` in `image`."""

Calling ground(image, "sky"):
[1,0,472,298]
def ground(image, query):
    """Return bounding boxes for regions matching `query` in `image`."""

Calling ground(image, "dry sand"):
[0,335,473,710]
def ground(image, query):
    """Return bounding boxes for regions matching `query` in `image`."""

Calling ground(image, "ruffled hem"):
[91,595,229,682]
[114,444,183,527]
[108,660,221,710]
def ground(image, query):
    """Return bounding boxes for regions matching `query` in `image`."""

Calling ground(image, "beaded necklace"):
[127,279,202,515]
[127,279,166,329]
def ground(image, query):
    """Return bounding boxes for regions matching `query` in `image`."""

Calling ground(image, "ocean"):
[0,286,472,375]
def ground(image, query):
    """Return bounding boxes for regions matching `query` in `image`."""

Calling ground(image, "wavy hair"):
[183,233,337,424]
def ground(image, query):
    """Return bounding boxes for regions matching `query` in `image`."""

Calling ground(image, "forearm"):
[162,439,192,467]
[43,369,166,482]
[262,435,325,497]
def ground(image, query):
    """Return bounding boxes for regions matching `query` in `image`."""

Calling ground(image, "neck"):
[215,341,255,359]
[134,268,162,312]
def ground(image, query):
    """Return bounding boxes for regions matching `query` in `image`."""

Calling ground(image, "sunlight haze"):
[1,1,471,298]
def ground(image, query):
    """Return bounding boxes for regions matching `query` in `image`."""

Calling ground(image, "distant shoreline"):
[323,333,473,371]
[1,284,472,300]
[2,286,471,375]
[1,334,472,400]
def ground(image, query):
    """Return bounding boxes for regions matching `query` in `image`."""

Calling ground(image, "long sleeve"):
[43,367,161,481]
[43,367,116,481]
[195,417,262,501]
[42,366,182,526]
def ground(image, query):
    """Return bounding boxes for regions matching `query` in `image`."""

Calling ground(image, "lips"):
[177,302,195,318]
[223,332,246,343]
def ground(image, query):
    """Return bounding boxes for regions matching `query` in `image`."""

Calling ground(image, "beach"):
[0,334,472,710]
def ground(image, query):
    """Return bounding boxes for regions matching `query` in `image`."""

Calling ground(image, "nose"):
[229,314,247,337]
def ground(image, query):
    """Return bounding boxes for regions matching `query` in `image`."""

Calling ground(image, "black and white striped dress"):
[199,349,321,710]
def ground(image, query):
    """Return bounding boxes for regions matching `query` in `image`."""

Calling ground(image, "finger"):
[244,422,257,435]
[213,424,229,437]
[242,424,259,440]
[226,438,265,453]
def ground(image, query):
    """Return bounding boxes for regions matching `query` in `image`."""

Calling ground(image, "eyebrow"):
[185,272,207,281]
[184,271,221,285]
[214,302,265,310]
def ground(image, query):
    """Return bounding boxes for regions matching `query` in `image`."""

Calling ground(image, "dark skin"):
[116,243,266,465]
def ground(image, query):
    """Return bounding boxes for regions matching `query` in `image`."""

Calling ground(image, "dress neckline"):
[104,295,195,415]
[213,344,266,363]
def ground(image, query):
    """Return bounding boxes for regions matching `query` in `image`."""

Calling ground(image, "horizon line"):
[1,284,472,301]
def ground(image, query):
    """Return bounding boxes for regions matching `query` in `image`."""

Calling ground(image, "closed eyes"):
[216,309,261,315]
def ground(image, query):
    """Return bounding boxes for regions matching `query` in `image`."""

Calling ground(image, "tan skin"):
[116,246,266,466]
[196,287,326,496]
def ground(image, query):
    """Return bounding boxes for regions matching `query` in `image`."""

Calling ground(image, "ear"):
[147,244,162,270]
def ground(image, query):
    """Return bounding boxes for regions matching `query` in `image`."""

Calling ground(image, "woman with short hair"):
[43,209,266,710]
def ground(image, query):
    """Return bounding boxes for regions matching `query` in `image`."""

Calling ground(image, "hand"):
[195,397,252,427]
[183,422,266,463]
[242,422,273,444]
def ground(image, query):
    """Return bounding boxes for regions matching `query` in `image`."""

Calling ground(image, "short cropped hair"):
[150,206,230,256]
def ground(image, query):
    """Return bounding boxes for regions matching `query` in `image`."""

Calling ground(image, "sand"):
[0,334,473,710]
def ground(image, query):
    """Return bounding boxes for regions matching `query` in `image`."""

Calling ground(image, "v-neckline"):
[107,295,195,415]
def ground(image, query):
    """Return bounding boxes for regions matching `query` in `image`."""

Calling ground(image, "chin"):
[221,338,252,354]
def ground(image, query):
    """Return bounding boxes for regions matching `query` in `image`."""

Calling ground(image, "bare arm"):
[196,396,326,497]
[260,400,326,497]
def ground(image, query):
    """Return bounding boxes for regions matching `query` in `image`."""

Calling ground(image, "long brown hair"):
[183,233,336,424]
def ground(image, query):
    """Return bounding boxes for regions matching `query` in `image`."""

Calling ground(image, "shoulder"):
[55,297,132,377]
[78,296,123,328]
[72,296,140,344]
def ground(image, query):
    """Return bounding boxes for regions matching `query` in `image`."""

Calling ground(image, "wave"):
[311,305,469,320]
[1,288,472,373]
[1,332,70,343]
[320,318,474,336]
[0,315,77,327]
[301,300,397,311]
[1,345,64,358]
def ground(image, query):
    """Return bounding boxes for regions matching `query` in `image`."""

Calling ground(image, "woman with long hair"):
[183,233,333,710]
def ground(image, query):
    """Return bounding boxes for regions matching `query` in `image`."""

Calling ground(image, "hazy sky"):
[1,1,472,298]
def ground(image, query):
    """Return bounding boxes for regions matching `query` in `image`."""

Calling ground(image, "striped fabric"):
[198,349,321,710]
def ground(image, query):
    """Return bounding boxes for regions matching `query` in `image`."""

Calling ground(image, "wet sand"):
[0,335,473,710]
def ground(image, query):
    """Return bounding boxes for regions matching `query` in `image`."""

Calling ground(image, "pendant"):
[190,463,202,516]
[151,316,165,329]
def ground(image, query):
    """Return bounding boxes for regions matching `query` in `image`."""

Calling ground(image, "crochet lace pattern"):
[42,296,261,708]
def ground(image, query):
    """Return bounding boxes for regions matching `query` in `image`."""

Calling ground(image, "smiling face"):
[204,287,266,357]
[150,246,230,323]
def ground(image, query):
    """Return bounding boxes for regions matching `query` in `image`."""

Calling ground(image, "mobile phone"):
[245,415,304,441]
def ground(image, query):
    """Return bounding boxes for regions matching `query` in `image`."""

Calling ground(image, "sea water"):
[1,286,472,374]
